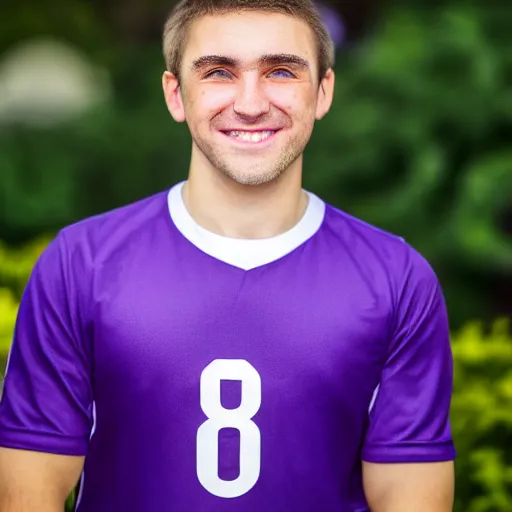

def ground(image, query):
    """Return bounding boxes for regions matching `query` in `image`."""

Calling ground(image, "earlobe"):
[315,68,335,120]
[162,71,186,123]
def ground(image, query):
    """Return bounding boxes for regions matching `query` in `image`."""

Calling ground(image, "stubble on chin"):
[192,131,309,186]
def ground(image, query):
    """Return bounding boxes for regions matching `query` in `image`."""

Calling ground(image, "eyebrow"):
[260,53,310,69]
[190,53,310,72]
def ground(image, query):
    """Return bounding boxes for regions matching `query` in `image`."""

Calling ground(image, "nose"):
[233,74,270,120]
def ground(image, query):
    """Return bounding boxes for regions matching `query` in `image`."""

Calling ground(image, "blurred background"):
[0,0,511,510]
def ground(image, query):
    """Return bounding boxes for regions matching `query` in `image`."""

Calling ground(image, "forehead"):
[182,11,318,71]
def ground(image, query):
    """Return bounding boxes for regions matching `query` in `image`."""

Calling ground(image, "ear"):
[162,71,186,123]
[315,68,335,120]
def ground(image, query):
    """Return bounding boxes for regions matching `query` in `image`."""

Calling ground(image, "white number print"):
[197,359,261,499]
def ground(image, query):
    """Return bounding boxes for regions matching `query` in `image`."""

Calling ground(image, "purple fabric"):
[0,190,455,511]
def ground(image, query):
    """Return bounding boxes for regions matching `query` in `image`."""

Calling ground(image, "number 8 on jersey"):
[197,359,262,498]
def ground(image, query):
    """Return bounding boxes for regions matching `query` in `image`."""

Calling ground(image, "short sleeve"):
[0,232,93,456]
[361,247,456,463]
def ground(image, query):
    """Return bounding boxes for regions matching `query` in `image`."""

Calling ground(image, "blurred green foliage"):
[1,2,510,327]
[304,3,512,326]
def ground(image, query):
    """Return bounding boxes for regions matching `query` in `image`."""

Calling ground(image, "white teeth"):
[227,130,275,142]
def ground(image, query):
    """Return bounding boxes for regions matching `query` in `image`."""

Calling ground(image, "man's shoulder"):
[321,202,437,284]
[323,202,405,246]
[60,189,170,249]
[36,189,171,280]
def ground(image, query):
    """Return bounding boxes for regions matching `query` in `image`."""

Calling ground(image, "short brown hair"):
[163,0,335,82]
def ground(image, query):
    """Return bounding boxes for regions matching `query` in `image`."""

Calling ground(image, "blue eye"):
[269,69,295,78]
[205,69,231,79]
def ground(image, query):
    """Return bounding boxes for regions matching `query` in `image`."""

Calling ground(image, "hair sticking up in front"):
[162,0,335,82]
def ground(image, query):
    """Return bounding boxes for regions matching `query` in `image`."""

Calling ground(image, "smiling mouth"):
[221,130,280,143]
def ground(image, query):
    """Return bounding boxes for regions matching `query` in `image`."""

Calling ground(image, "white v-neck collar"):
[168,181,325,270]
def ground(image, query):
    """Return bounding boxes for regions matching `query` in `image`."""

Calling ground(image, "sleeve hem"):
[362,441,456,463]
[0,426,88,456]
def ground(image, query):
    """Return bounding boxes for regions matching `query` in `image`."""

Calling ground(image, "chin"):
[219,165,286,186]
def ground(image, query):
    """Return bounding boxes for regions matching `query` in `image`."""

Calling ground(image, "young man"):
[0,1,456,511]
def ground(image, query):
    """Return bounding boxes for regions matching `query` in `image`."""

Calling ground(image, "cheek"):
[267,86,317,117]
[190,86,236,117]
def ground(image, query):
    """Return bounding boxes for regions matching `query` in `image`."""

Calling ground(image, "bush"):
[0,238,49,369]
[0,238,49,297]
[0,288,18,370]
[451,318,512,512]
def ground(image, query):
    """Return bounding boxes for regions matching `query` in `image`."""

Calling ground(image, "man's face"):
[164,11,334,186]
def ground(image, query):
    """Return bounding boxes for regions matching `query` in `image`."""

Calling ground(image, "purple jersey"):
[0,182,455,511]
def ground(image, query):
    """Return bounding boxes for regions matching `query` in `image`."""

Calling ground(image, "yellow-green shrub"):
[0,288,18,367]
[0,238,50,298]
[0,238,49,369]
[451,319,512,512]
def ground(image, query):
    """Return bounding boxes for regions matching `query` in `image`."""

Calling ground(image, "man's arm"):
[0,233,93,510]
[363,461,454,512]
[360,246,456,509]
[0,447,84,511]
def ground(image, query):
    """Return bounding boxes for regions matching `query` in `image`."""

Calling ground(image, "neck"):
[183,159,308,240]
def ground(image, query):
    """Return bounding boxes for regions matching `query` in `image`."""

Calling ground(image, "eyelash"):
[205,69,231,79]
[270,69,296,79]
[204,68,296,79]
